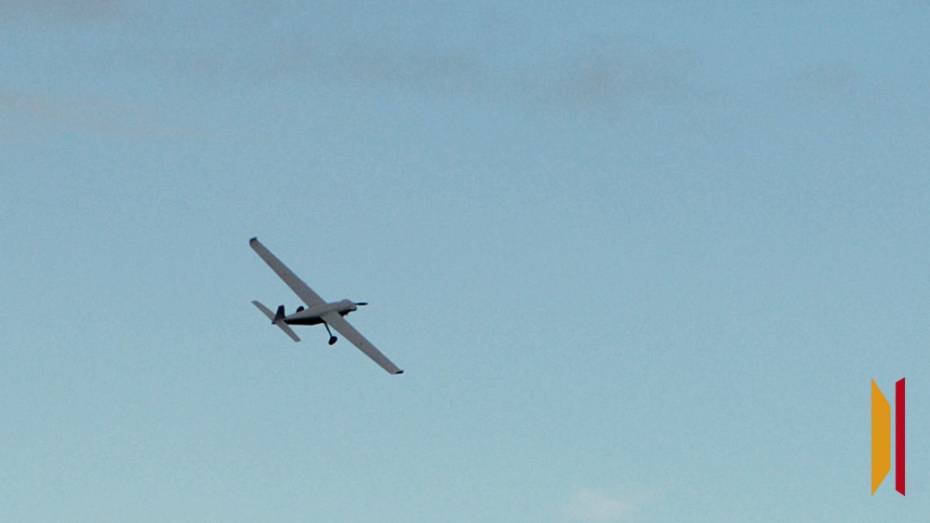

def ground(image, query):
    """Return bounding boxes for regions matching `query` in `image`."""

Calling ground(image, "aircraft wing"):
[250,237,326,307]
[322,312,403,375]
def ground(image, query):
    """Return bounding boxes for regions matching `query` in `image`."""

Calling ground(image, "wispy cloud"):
[0,0,121,21]
[0,89,196,139]
[144,13,698,114]
[522,39,697,113]
[565,488,634,523]
[787,60,862,100]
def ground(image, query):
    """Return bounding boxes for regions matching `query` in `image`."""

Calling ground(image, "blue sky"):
[1,2,929,522]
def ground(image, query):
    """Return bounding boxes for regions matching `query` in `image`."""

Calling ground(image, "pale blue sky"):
[1,2,928,522]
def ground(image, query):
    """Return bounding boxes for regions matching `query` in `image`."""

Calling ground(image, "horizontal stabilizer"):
[252,300,300,342]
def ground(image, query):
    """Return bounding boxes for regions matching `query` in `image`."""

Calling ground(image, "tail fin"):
[251,300,300,342]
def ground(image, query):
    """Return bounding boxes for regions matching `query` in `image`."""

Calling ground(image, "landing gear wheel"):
[323,322,338,346]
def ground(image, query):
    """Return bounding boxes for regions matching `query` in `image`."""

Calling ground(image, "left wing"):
[250,237,326,307]
[322,312,403,375]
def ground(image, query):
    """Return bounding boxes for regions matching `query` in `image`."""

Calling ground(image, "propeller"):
[354,302,368,306]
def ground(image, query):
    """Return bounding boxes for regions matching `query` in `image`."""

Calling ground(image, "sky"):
[1,2,929,522]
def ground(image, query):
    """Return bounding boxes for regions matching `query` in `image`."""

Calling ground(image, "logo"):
[871,378,905,495]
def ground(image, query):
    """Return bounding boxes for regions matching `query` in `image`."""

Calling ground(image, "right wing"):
[322,312,403,375]
[250,237,326,307]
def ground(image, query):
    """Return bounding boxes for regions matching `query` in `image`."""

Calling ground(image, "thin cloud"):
[788,60,862,99]
[0,0,121,21]
[0,89,198,139]
[565,488,634,523]
[521,39,697,112]
[156,28,699,114]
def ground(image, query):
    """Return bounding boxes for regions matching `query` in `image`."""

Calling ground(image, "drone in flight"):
[249,237,403,375]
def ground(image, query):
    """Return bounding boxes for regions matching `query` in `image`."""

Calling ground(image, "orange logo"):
[871,378,905,495]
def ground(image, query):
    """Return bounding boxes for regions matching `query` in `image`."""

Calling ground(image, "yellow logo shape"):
[871,379,890,494]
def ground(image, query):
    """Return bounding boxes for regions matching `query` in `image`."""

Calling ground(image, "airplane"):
[249,237,403,375]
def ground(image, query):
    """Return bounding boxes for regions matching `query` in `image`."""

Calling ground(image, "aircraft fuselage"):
[283,299,357,325]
